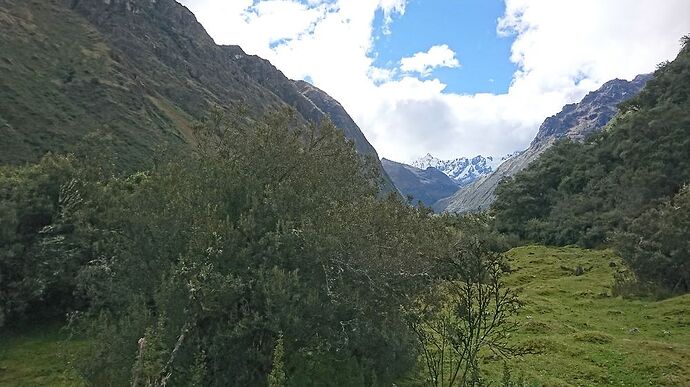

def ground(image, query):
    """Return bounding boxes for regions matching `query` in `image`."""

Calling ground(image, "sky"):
[179,0,690,163]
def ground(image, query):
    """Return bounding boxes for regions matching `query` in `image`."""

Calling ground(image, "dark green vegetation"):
[493,36,690,293]
[0,155,83,328]
[1,109,518,385]
[616,186,690,293]
[0,0,395,190]
[68,112,428,386]
[5,246,689,386]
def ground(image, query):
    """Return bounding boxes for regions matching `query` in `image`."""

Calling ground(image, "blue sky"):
[181,0,690,162]
[372,0,515,95]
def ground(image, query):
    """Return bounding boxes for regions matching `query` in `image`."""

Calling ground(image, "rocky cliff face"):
[437,74,652,213]
[531,74,652,144]
[0,0,395,191]
[381,159,459,207]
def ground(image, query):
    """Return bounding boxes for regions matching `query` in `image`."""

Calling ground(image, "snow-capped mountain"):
[412,153,517,187]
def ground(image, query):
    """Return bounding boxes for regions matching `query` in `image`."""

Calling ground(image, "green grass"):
[0,324,86,386]
[481,245,690,386]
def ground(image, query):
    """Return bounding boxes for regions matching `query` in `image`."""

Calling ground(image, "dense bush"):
[615,186,690,293]
[0,155,79,327]
[47,110,456,386]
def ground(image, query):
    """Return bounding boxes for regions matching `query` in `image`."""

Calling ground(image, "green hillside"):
[493,37,690,248]
[0,0,192,166]
[0,0,396,194]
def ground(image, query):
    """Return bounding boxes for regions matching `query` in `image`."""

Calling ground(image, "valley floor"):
[1,246,689,386]
[0,323,85,386]
[484,246,690,386]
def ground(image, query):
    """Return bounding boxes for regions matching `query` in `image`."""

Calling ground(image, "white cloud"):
[179,0,690,162]
[400,44,460,76]
[498,0,690,99]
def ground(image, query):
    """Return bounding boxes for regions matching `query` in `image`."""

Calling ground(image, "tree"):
[405,239,523,386]
[615,185,690,293]
[0,154,79,327]
[65,109,451,385]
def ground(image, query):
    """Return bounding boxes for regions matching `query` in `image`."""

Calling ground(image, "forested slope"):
[493,37,690,248]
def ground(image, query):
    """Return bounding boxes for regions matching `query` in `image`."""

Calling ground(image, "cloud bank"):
[180,0,690,162]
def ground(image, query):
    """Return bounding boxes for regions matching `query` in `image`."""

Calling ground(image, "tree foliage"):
[49,109,453,386]
[614,185,690,293]
[0,154,79,327]
[1,108,523,385]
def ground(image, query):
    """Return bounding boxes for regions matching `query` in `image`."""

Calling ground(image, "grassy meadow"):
[483,246,690,386]
[0,324,85,386]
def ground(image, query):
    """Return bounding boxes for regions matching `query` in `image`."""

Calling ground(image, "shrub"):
[615,186,690,294]
[0,154,79,327]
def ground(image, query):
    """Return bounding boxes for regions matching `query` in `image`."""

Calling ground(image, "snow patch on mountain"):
[412,152,519,187]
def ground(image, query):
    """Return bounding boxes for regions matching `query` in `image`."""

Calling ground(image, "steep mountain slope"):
[491,41,690,247]
[437,74,651,213]
[381,159,459,206]
[412,153,515,187]
[0,0,395,191]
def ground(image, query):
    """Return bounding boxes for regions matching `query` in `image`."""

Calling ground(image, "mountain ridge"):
[411,153,516,187]
[436,74,652,213]
[381,158,459,206]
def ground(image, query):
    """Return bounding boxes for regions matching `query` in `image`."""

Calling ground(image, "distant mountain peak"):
[411,152,517,187]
